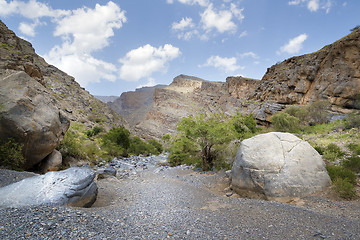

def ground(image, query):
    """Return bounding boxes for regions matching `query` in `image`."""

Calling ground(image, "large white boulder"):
[231,132,331,199]
[0,167,98,208]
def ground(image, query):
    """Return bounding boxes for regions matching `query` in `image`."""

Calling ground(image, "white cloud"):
[277,33,308,55]
[307,0,320,11]
[0,0,69,19]
[119,44,181,82]
[172,0,210,7]
[200,3,237,34]
[18,21,37,37]
[54,2,126,53]
[44,1,127,87]
[239,52,258,59]
[288,0,332,13]
[239,30,248,38]
[137,77,156,89]
[201,55,244,73]
[171,17,194,31]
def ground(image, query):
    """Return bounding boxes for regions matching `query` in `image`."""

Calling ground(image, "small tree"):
[102,126,130,156]
[176,113,236,170]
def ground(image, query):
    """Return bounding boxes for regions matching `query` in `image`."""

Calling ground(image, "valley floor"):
[1,164,359,240]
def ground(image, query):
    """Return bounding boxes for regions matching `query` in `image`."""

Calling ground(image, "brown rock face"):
[134,75,267,139]
[0,20,126,169]
[0,20,126,129]
[0,71,69,169]
[109,85,166,127]
[252,29,360,109]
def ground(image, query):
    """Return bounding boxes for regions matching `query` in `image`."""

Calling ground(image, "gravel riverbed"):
[0,157,359,240]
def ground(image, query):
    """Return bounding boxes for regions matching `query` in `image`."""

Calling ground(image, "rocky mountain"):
[133,74,277,139]
[0,20,126,128]
[133,30,360,139]
[94,96,119,104]
[251,28,360,109]
[0,20,125,169]
[109,85,166,127]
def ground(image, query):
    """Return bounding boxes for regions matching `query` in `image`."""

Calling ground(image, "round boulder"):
[231,132,331,200]
[0,70,70,169]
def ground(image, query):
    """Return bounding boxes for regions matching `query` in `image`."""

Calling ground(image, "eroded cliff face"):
[109,85,166,127]
[133,75,272,139]
[0,20,126,129]
[132,30,360,139]
[252,29,360,109]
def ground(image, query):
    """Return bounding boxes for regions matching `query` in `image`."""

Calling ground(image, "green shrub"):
[326,165,357,185]
[343,113,360,129]
[284,106,308,124]
[102,126,130,155]
[342,155,360,173]
[323,143,345,161]
[305,100,331,125]
[57,129,84,159]
[333,178,357,200]
[128,137,152,156]
[271,112,301,132]
[314,145,325,155]
[168,137,198,167]
[86,126,102,138]
[232,112,259,138]
[148,139,163,154]
[0,138,25,170]
[347,143,360,155]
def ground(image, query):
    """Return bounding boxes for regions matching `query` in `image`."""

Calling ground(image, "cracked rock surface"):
[231,132,331,199]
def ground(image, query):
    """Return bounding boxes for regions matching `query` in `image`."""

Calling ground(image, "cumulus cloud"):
[201,55,244,73]
[239,30,248,38]
[44,1,127,87]
[277,33,308,55]
[239,52,258,59]
[0,0,69,19]
[167,0,210,7]
[18,21,37,37]
[119,44,181,82]
[172,2,244,40]
[201,4,237,33]
[171,17,194,31]
[288,0,332,13]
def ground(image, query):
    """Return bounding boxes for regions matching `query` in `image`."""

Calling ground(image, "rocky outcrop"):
[0,70,69,169]
[0,167,98,208]
[230,132,331,200]
[109,85,166,127]
[0,20,126,130]
[251,29,360,109]
[0,20,126,169]
[133,74,282,139]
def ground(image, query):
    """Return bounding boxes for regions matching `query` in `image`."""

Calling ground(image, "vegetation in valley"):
[167,112,259,170]
[0,138,25,170]
[57,123,163,167]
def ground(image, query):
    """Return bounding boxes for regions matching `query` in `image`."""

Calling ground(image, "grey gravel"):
[1,156,359,239]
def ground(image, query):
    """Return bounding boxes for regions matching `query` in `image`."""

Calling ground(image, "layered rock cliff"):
[252,29,360,109]
[109,85,166,126]
[132,30,360,139]
[133,75,274,139]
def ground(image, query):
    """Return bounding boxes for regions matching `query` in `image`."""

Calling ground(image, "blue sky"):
[0,0,358,96]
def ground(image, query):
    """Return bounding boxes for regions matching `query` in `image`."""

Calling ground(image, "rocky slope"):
[132,30,360,139]
[251,28,360,109]
[109,85,166,127]
[0,20,126,129]
[0,20,126,169]
[133,74,277,139]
